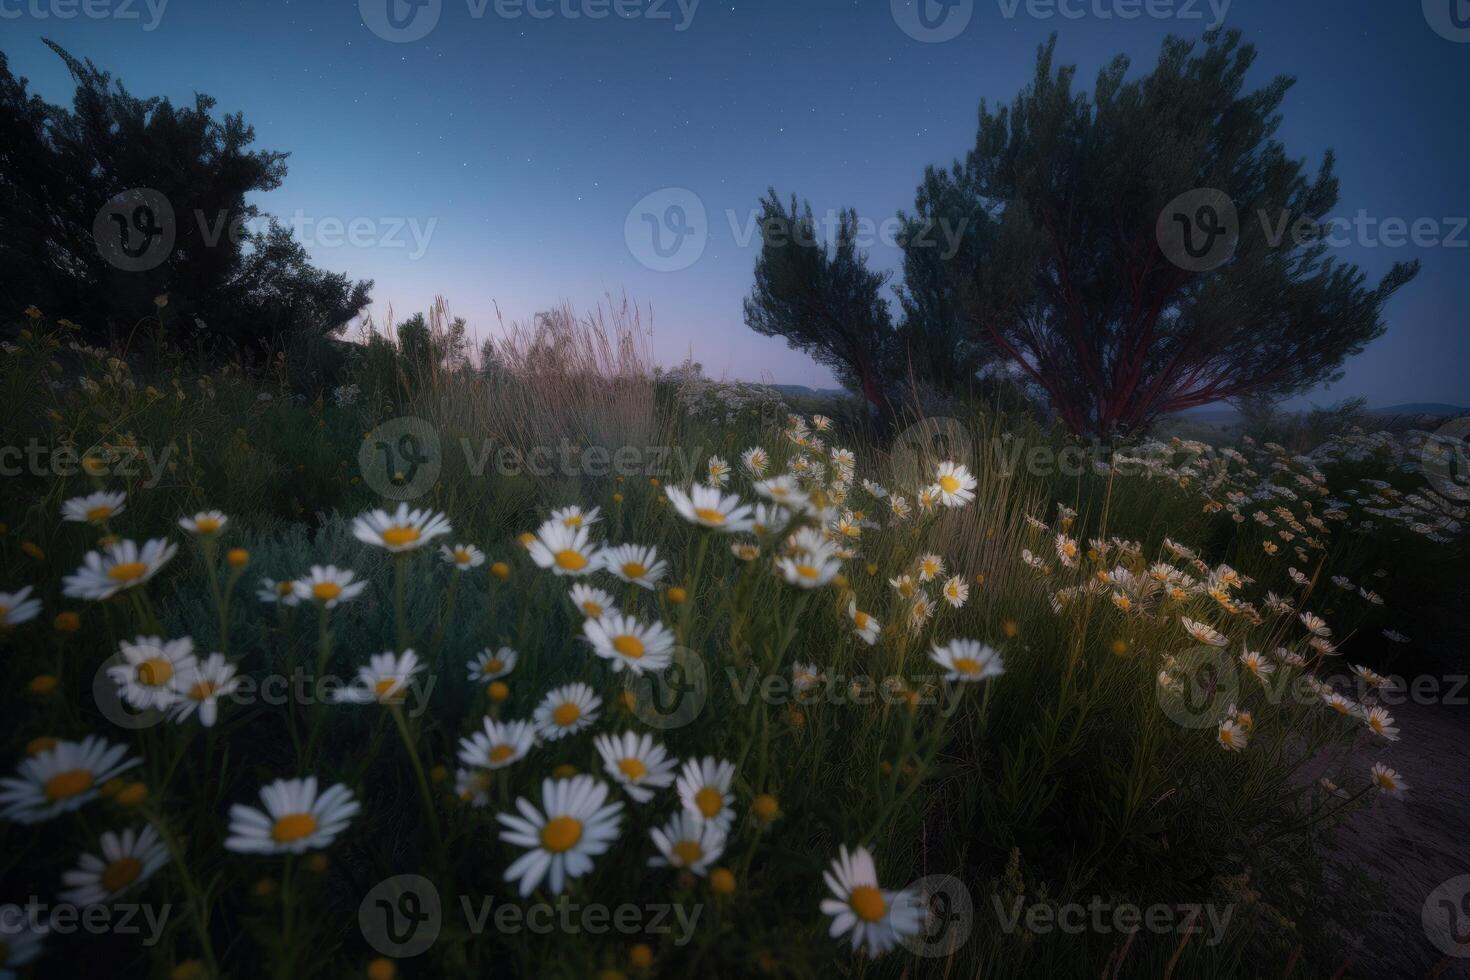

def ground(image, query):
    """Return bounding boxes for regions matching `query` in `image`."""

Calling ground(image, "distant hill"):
[768,384,848,399]
[1369,403,1468,418]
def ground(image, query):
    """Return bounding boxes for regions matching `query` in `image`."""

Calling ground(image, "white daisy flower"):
[1180,617,1228,647]
[916,553,945,582]
[1363,706,1399,741]
[753,474,801,506]
[1299,612,1331,637]
[593,731,678,803]
[0,736,140,824]
[1217,719,1248,752]
[1238,648,1276,681]
[178,510,228,536]
[819,845,924,957]
[257,577,301,607]
[533,683,601,741]
[569,584,617,619]
[59,824,169,906]
[930,639,1005,683]
[334,650,423,704]
[648,810,727,875]
[941,575,969,608]
[888,495,912,520]
[169,653,241,727]
[455,766,495,807]
[439,543,486,570]
[791,662,823,694]
[848,601,881,645]
[107,636,198,711]
[0,586,42,629]
[706,455,731,487]
[224,777,360,854]
[775,546,842,589]
[351,503,452,553]
[599,543,667,589]
[1369,762,1407,797]
[583,614,674,674]
[741,447,769,476]
[934,462,976,507]
[292,565,366,609]
[666,484,755,532]
[550,505,602,529]
[750,503,791,538]
[61,490,127,525]
[458,718,537,770]
[62,538,178,601]
[526,519,599,576]
[467,647,518,683]
[497,775,624,896]
[675,756,736,833]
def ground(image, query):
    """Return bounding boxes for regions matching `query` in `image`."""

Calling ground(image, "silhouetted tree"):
[948,31,1416,436]
[0,42,370,350]
[742,192,896,419]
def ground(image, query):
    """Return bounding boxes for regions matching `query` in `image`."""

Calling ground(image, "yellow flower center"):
[694,508,726,525]
[581,602,604,618]
[44,769,95,801]
[374,678,402,701]
[271,812,319,843]
[672,840,703,866]
[694,786,723,818]
[796,564,820,580]
[276,581,295,596]
[617,757,648,781]
[849,885,887,922]
[481,658,505,675]
[86,505,114,522]
[381,526,421,547]
[622,562,648,579]
[552,702,581,727]
[100,857,143,894]
[108,561,148,582]
[189,680,218,700]
[540,816,583,853]
[612,635,645,659]
[194,518,222,533]
[555,549,589,571]
[455,549,471,563]
[951,657,981,674]
[137,657,174,686]
[564,515,584,527]
[854,612,869,629]
[312,581,342,601]
[488,744,516,764]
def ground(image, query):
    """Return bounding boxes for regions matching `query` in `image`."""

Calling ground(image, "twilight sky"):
[4,0,1466,407]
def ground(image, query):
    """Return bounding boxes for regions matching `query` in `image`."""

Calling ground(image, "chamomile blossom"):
[666,485,755,532]
[706,455,732,487]
[675,756,736,833]
[550,505,601,529]
[440,543,486,570]
[0,586,41,629]
[593,731,678,803]
[257,577,300,607]
[941,575,969,608]
[178,510,228,536]
[1181,617,1228,647]
[649,811,727,875]
[61,490,126,525]
[62,538,178,601]
[459,718,537,770]
[930,639,1005,683]
[1363,706,1399,741]
[791,662,823,695]
[600,543,667,589]
[819,845,924,957]
[916,553,945,582]
[293,565,366,609]
[527,520,599,576]
[848,601,881,645]
[468,647,518,683]
[583,614,674,674]
[0,736,140,823]
[934,462,976,507]
[456,767,494,807]
[497,776,624,896]
[775,546,842,589]
[169,653,242,727]
[107,636,198,711]
[1217,718,1249,752]
[754,475,801,506]
[352,504,452,554]
[741,447,769,476]
[1369,763,1407,797]
[533,683,601,741]
[59,824,169,906]
[224,777,360,855]
[335,650,423,704]
[568,585,617,619]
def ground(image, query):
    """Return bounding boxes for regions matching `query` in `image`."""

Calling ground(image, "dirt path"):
[1316,698,1470,978]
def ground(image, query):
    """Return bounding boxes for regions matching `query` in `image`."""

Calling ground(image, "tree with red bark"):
[946,31,1417,436]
